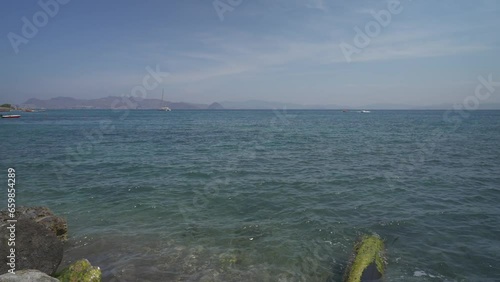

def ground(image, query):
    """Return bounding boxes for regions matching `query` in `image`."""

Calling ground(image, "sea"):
[1,109,499,281]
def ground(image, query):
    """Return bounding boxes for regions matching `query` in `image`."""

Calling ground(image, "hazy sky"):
[1,0,499,107]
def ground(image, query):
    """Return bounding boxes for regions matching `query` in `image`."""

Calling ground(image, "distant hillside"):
[220,100,345,109]
[208,102,224,110]
[20,97,500,110]
[221,100,308,109]
[22,97,224,110]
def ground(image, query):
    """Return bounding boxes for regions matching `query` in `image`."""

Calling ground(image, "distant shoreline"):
[8,96,500,111]
[8,108,500,111]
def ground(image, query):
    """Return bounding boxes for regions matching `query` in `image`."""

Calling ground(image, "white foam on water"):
[414,270,436,278]
[414,270,427,277]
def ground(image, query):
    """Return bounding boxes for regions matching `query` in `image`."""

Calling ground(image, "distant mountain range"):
[22,97,224,110]
[19,97,500,110]
[220,100,313,110]
[220,100,500,110]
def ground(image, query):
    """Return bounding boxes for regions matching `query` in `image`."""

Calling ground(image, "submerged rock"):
[344,235,386,282]
[57,259,101,282]
[0,218,64,276]
[0,206,68,241]
[218,252,240,269]
[0,269,59,282]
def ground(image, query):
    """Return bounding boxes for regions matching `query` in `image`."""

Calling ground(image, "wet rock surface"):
[0,218,63,276]
[0,269,59,282]
[0,206,68,241]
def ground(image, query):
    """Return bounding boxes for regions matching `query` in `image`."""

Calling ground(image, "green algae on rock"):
[344,235,385,282]
[218,252,239,269]
[57,259,101,282]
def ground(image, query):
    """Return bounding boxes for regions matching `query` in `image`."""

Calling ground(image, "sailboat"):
[159,89,171,111]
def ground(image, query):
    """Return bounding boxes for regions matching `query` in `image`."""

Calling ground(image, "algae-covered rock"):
[344,235,385,282]
[0,269,59,282]
[218,253,239,269]
[57,259,101,282]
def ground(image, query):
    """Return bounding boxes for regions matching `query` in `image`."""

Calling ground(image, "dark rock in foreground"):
[0,218,64,276]
[0,269,59,282]
[0,207,68,241]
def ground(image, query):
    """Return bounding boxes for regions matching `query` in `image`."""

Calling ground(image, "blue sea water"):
[1,109,499,281]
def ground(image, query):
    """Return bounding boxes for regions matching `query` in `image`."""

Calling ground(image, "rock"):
[344,235,386,282]
[218,253,239,269]
[0,218,63,276]
[0,207,68,241]
[57,259,101,282]
[0,269,59,282]
[207,102,224,110]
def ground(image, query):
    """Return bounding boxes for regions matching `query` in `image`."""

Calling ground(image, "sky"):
[1,0,499,107]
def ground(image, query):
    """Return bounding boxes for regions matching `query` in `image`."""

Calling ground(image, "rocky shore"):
[0,207,101,282]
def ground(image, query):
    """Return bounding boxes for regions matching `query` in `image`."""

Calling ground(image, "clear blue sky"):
[1,0,499,107]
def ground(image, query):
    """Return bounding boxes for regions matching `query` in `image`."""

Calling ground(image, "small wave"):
[413,270,436,278]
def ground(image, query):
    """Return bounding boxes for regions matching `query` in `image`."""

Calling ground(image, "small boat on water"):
[158,89,171,111]
[1,115,21,118]
[361,110,371,113]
